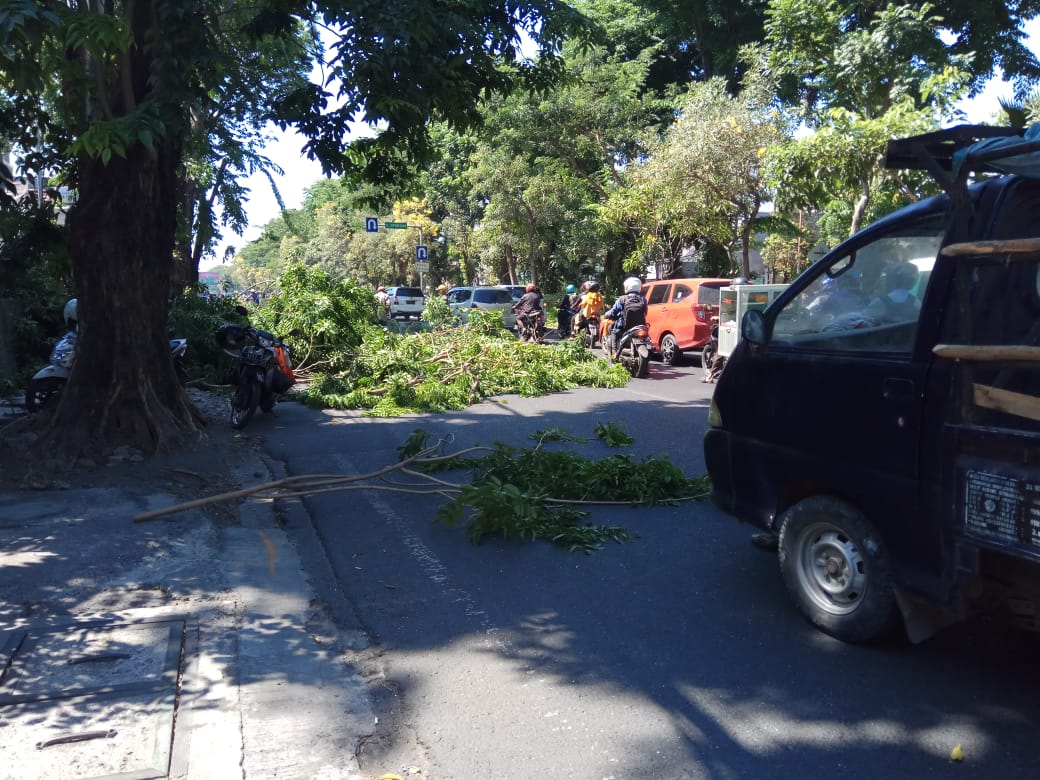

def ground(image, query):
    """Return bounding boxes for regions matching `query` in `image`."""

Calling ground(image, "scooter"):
[582,314,601,349]
[26,300,188,412]
[216,309,295,429]
[607,324,652,378]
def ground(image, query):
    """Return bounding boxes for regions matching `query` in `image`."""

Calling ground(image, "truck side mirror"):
[742,310,768,346]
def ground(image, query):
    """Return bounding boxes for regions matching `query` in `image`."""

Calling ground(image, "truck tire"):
[778,496,899,643]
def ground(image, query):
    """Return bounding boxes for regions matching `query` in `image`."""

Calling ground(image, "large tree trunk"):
[40,141,202,461]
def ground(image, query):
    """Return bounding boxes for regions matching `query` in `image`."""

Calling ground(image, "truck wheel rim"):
[794,522,867,615]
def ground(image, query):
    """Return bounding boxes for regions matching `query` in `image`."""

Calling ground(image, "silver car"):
[497,285,526,302]
[446,287,517,328]
[386,286,426,320]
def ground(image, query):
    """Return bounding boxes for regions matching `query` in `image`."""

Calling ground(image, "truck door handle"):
[883,377,915,400]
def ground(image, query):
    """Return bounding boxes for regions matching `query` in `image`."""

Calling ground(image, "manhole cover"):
[0,615,188,780]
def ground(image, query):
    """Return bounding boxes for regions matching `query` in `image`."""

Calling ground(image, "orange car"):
[640,277,730,365]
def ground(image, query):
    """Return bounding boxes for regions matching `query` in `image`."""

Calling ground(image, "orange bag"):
[273,345,296,383]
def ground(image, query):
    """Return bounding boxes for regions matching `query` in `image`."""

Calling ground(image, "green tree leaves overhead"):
[765,1,974,238]
[603,64,789,279]
[0,0,597,461]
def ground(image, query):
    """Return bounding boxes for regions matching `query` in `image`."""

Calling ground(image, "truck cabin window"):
[771,214,946,353]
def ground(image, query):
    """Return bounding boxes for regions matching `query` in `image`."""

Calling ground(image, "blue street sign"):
[416,245,429,261]
[365,217,379,232]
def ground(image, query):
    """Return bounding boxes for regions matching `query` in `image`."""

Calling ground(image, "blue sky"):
[203,19,1040,270]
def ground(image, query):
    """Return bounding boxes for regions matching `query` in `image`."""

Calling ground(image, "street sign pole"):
[381,222,431,291]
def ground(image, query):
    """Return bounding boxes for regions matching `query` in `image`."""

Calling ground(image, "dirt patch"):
[0,388,264,503]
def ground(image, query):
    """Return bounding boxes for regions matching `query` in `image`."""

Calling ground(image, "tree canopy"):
[2,0,1037,463]
[0,0,594,459]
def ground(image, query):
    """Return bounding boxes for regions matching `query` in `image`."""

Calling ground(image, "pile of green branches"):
[303,310,630,416]
[139,424,710,555]
[399,427,711,552]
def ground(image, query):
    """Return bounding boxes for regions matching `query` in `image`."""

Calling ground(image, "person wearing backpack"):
[604,277,647,352]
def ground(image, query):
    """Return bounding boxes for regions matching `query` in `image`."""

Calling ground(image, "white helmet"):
[63,298,78,330]
[623,277,641,294]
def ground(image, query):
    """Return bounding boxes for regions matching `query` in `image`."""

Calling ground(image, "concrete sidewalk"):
[0,449,372,779]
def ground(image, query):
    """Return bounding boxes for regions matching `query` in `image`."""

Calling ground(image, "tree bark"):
[740,197,761,280]
[850,177,871,236]
[173,176,198,291]
[502,244,517,285]
[603,248,622,293]
[41,140,202,461]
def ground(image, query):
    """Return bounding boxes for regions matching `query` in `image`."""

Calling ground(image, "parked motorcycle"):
[26,299,188,412]
[216,310,295,429]
[515,310,546,343]
[607,323,652,378]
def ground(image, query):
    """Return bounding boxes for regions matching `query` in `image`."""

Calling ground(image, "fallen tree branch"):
[133,439,448,522]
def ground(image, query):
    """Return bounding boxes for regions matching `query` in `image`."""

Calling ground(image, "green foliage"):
[304,318,630,415]
[602,65,789,278]
[251,263,377,374]
[595,421,634,447]
[421,429,708,552]
[464,308,507,335]
[422,295,457,328]
[0,204,72,384]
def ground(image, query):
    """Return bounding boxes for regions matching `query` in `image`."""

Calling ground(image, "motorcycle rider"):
[374,285,390,323]
[573,282,605,341]
[557,284,578,338]
[512,283,544,341]
[571,281,591,335]
[604,277,647,354]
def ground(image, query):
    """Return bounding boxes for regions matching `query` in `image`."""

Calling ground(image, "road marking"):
[332,453,512,654]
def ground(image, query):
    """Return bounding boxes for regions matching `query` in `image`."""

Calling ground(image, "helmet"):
[525,283,537,292]
[730,277,749,286]
[63,298,78,331]
[588,282,600,292]
[436,283,449,293]
[581,281,592,292]
[623,277,641,294]
[377,286,386,292]
[566,284,576,293]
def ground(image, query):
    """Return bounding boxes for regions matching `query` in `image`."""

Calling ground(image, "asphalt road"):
[257,359,1040,780]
